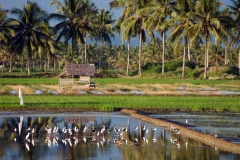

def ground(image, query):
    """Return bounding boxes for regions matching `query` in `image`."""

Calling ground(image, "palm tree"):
[79,0,98,64]
[93,9,115,70]
[209,44,224,68]
[190,0,231,79]
[168,0,196,78]
[120,0,151,76]
[0,5,15,43]
[9,1,49,75]
[229,0,240,74]
[110,0,135,76]
[50,0,85,62]
[0,5,16,73]
[142,0,174,75]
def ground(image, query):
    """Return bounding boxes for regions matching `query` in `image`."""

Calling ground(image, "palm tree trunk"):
[182,37,187,78]
[126,40,130,76]
[27,45,31,75]
[40,58,42,69]
[229,42,233,66]
[224,46,227,65]
[72,35,75,63]
[48,57,50,71]
[204,37,208,79]
[44,59,47,73]
[206,46,209,68]
[162,32,165,74]
[187,41,190,61]
[9,53,12,73]
[99,39,104,71]
[84,37,87,64]
[54,57,56,71]
[20,56,23,73]
[139,31,142,76]
[33,61,35,69]
[1,61,5,73]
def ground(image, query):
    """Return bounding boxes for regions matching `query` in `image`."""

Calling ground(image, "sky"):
[0,0,234,46]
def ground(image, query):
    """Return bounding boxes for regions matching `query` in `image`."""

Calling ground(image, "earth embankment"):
[121,109,240,155]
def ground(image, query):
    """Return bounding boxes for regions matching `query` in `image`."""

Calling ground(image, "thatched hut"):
[66,64,95,77]
[59,64,95,90]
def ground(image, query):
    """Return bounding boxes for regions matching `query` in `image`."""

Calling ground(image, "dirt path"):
[121,109,240,155]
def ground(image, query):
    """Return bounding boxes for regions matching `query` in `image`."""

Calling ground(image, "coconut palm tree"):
[0,5,15,43]
[120,0,151,76]
[92,9,115,70]
[0,5,16,73]
[50,0,85,63]
[229,0,240,74]
[110,0,135,76]
[80,0,98,64]
[168,0,196,78]
[209,44,224,68]
[141,0,174,75]
[9,1,49,75]
[190,0,231,79]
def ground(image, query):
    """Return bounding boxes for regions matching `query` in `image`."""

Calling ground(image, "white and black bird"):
[83,126,87,133]
[92,125,96,133]
[100,125,105,134]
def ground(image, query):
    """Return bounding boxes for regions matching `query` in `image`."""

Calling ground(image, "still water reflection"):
[0,112,239,160]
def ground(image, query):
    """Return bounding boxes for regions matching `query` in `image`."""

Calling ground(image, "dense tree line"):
[0,0,240,79]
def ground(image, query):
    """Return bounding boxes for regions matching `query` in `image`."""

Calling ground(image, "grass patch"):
[0,95,239,112]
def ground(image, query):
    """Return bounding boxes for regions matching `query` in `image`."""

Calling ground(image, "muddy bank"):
[0,108,100,115]
[121,109,240,155]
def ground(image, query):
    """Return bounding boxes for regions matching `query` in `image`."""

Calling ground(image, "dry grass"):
[3,81,240,95]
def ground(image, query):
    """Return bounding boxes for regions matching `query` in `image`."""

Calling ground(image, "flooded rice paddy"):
[9,85,240,95]
[150,112,240,145]
[0,112,239,160]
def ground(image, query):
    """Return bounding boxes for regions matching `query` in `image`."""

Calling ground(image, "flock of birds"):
[169,125,182,148]
[13,123,162,151]
[11,118,191,152]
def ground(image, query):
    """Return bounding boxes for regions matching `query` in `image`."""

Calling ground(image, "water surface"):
[0,112,239,160]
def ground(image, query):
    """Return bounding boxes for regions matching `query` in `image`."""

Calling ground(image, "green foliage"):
[226,66,240,75]
[142,63,162,74]
[0,78,58,85]
[0,95,240,112]
[0,68,61,78]
[100,105,115,112]
[164,61,182,72]
[186,67,204,78]
[95,70,119,78]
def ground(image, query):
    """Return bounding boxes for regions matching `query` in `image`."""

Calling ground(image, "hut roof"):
[66,64,95,76]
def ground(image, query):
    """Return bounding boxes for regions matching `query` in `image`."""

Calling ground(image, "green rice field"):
[0,95,239,112]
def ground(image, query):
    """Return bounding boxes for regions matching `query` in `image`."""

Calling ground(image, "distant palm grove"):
[0,0,240,79]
